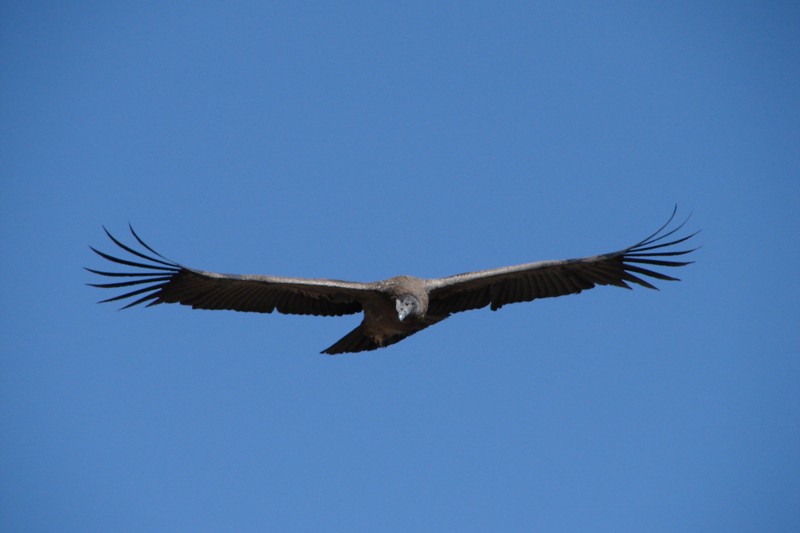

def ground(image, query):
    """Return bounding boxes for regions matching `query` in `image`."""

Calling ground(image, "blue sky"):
[2,2,799,531]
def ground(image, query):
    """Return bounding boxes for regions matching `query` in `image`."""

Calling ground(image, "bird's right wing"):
[87,226,377,317]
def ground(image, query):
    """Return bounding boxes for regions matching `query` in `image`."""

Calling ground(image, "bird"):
[87,208,697,354]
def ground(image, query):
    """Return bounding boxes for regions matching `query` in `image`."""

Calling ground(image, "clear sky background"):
[2,2,798,531]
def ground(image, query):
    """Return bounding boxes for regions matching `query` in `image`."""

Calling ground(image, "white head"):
[396,295,421,321]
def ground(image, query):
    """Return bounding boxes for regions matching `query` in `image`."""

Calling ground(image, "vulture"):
[87,209,697,354]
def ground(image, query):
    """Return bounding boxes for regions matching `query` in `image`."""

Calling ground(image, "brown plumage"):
[87,208,697,354]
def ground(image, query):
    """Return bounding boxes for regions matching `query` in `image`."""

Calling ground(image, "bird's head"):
[396,295,422,322]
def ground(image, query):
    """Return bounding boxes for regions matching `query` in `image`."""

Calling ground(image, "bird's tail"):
[322,323,389,355]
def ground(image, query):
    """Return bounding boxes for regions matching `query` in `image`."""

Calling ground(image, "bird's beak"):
[398,310,407,322]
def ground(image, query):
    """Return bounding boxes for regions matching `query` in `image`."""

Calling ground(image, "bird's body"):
[87,209,697,354]
[360,276,428,340]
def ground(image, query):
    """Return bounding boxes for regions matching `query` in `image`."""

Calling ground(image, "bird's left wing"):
[424,209,697,317]
[87,226,375,316]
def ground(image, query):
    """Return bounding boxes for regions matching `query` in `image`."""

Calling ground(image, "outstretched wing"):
[425,208,697,316]
[87,226,376,316]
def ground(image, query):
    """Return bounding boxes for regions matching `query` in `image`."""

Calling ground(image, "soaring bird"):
[87,209,696,354]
